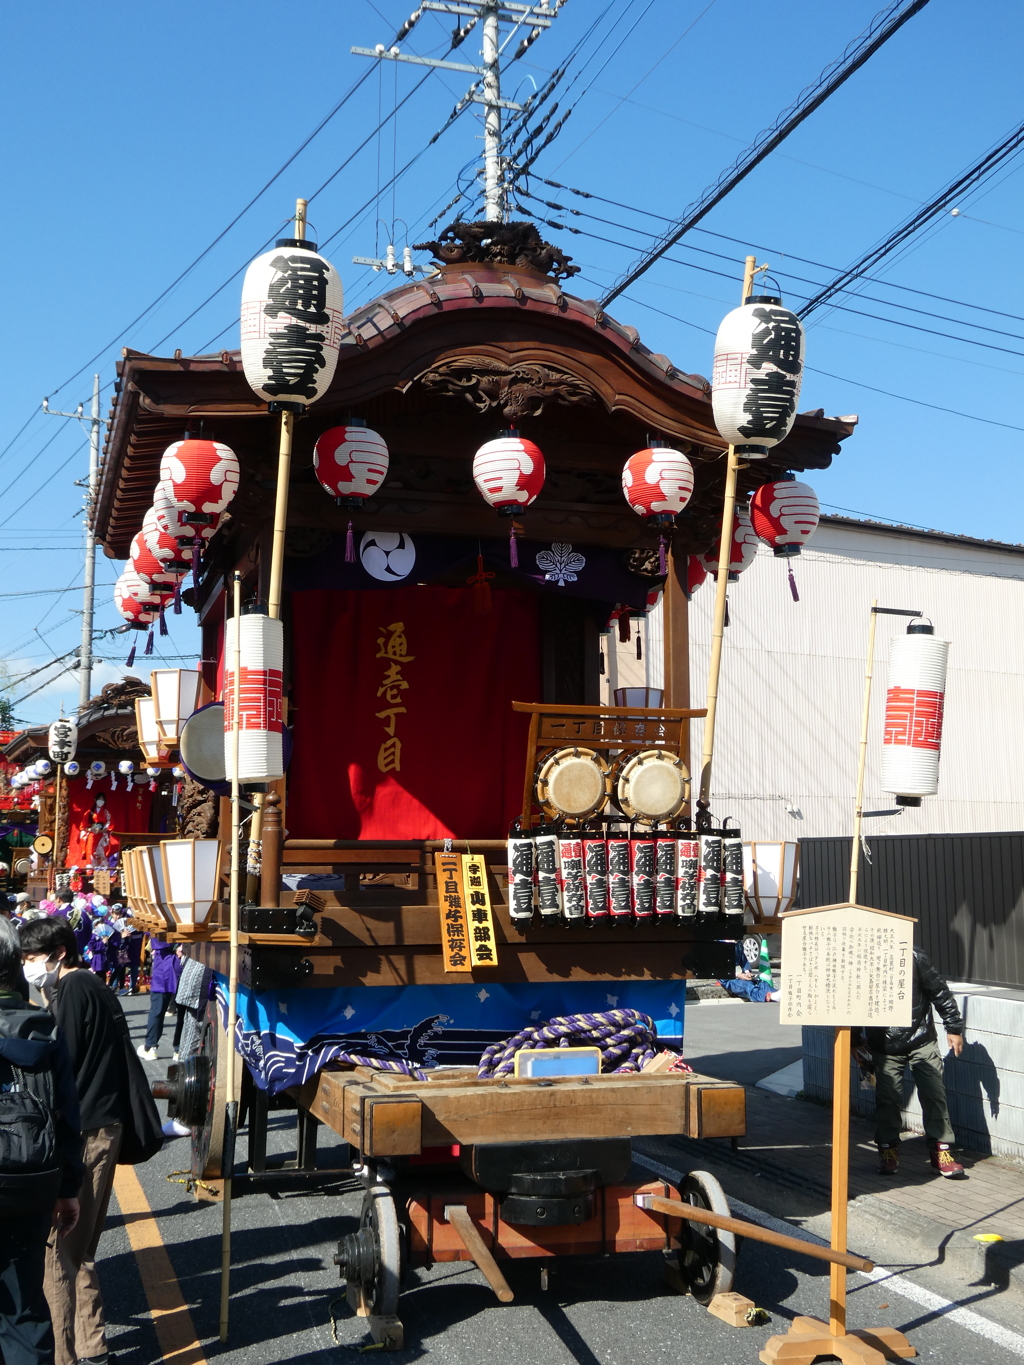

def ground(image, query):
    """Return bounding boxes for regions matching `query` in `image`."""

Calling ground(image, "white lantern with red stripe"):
[160,439,240,527]
[712,294,805,457]
[750,475,820,557]
[880,622,949,806]
[223,613,285,783]
[699,506,758,579]
[473,429,546,565]
[114,569,168,626]
[240,238,343,406]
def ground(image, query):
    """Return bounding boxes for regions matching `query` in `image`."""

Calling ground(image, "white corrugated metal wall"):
[640,520,1024,840]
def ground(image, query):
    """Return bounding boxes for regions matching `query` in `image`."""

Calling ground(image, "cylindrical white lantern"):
[712,295,805,457]
[880,624,949,805]
[223,614,284,782]
[240,239,343,406]
[48,719,77,764]
[743,841,800,920]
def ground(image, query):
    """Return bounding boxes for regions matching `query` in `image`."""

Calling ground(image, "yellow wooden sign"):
[434,851,471,973]
[462,853,498,969]
[780,902,914,1028]
[92,869,111,896]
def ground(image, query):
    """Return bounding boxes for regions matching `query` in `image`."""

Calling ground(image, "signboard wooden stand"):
[762,601,919,1364]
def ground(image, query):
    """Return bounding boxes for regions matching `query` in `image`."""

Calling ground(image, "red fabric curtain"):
[66,780,153,867]
[288,586,541,839]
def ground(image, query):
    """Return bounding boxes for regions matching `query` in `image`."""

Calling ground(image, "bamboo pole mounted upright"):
[697,254,760,820]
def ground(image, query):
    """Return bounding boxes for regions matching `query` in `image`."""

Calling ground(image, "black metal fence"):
[797,833,1024,990]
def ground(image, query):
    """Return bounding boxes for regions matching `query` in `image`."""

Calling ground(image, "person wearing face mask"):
[19,918,127,1365]
[0,916,83,1365]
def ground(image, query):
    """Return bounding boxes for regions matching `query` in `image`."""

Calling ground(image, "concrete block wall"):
[802,985,1024,1161]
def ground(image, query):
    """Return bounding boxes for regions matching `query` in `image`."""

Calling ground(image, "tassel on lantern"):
[126,641,137,667]
[159,608,168,636]
[618,612,631,644]
[509,526,519,568]
[724,598,731,629]
[659,534,668,576]
[466,554,495,615]
[345,519,356,563]
[173,582,182,614]
[636,631,643,661]
[144,625,155,656]
[788,564,800,602]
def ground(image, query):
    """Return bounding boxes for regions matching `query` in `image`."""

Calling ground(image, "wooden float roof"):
[95,259,856,561]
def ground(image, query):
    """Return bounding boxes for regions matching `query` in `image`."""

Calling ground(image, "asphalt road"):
[680,995,802,1088]
[97,994,1024,1365]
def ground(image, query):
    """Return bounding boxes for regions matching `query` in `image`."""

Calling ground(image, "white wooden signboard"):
[779,903,914,1028]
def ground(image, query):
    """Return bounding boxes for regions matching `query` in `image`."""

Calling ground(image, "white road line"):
[633,1151,1024,1359]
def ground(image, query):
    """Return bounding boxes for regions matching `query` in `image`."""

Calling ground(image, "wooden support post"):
[259,791,283,908]
[444,1206,514,1303]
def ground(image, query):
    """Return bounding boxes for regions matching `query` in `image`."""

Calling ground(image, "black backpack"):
[0,1006,63,1215]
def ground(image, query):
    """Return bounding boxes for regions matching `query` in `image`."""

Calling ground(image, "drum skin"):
[616,749,689,822]
[536,747,609,820]
[180,701,227,785]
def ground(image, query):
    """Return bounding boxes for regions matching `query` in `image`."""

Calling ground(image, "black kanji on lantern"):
[747,307,802,376]
[739,370,800,440]
[261,323,328,398]
[265,253,331,326]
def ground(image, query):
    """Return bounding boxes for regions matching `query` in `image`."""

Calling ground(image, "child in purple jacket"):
[138,941,184,1060]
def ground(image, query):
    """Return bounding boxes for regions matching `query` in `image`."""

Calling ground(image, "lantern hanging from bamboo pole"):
[473,429,546,566]
[711,293,805,457]
[240,235,343,406]
[160,439,240,527]
[750,474,820,556]
[698,506,758,580]
[621,443,694,573]
[313,421,390,561]
[223,613,284,784]
[880,621,949,806]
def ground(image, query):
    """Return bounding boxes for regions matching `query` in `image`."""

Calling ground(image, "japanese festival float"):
[88,16,864,1348]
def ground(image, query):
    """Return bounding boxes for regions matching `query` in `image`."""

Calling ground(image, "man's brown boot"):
[877,1143,900,1175]
[929,1142,965,1178]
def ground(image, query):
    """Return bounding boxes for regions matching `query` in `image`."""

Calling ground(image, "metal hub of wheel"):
[336,1185,403,1318]
[679,1170,736,1305]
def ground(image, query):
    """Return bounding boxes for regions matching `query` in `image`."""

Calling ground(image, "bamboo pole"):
[697,254,759,813]
[219,571,243,1343]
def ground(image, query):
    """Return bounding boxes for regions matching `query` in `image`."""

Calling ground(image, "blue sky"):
[1,0,1021,725]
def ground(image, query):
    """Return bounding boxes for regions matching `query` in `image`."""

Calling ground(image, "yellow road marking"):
[113,1165,209,1365]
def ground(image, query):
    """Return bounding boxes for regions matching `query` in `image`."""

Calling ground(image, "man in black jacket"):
[862,946,965,1178]
[21,917,127,1365]
[0,917,82,1365]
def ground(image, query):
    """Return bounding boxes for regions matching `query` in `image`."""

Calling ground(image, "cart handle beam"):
[635,1195,874,1273]
[444,1205,515,1303]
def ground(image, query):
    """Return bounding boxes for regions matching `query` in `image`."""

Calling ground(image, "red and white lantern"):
[313,421,390,562]
[159,439,240,526]
[313,422,389,504]
[223,613,285,783]
[686,556,708,597]
[240,240,343,406]
[114,570,168,626]
[750,476,820,557]
[621,445,694,520]
[473,430,546,565]
[130,531,181,590]
[712,294,805,457]
[143,503,194,571]
[880,623,949,805]
[622,444,694,574]
[699,506,758,579]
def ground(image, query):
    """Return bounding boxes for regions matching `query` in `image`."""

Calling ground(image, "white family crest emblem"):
[536,542,586,586]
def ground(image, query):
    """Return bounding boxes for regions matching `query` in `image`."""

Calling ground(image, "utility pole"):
[352,1,561,226]
[42,373,104,710]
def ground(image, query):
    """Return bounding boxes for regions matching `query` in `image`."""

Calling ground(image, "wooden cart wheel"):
[679,1170,736,1305]
[337,1185,404,1319]
[191,1002,232,1181]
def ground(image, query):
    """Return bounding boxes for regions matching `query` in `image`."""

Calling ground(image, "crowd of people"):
[0,890,186,1365]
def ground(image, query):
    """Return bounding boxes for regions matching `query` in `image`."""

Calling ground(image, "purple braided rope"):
[330,1051,430,1080]
[477,1009,658,1079]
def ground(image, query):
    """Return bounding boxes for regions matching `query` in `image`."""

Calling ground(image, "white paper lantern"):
[48,718,78,764]
[712,295,805,457]
[240,240,343,406]
[223,613,285,783]
[880,625,949,804]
